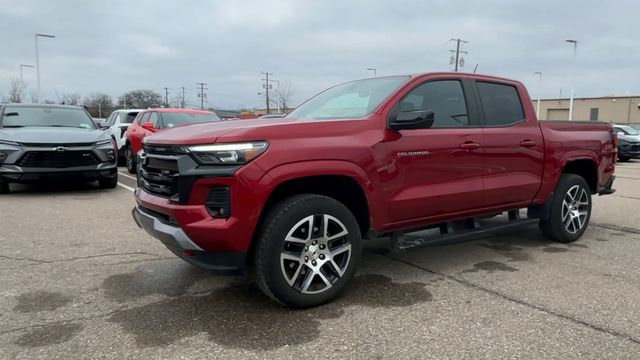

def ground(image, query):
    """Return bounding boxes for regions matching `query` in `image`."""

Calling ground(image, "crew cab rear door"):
[473,80,544,207]
[382,77,485,224]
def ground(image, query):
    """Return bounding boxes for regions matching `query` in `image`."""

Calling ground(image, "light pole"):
[534,71,543,119]
[35,33,56,103]
[20,64,34,83]
[366,68,377,77]
[566,39,578,121]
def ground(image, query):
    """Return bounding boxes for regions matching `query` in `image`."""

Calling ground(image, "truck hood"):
[618,134,640,143]
[0,127,109,145]
[145,117,361,145]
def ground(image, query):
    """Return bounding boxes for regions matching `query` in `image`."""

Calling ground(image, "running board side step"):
[391,217,539,251]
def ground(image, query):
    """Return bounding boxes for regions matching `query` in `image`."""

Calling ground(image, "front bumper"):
[132,205,246,274]
[0,164,117,183]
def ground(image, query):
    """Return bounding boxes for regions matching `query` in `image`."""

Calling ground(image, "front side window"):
[148,112,158,127]
[138,112,150,125]
[161,112,221,128]
[477,82,524,126]
[287,76,409,120]
[399,80,469,128]
[0,106,96,129]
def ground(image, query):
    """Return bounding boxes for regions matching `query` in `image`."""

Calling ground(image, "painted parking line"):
[118,171,137,180]
[117,182,135,192]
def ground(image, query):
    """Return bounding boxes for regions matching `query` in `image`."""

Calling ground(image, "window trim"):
[472,80,526,128]
[391,77,481,129]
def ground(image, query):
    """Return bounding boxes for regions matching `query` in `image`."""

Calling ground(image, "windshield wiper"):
[43,125,90,128]
[0,125,25,128]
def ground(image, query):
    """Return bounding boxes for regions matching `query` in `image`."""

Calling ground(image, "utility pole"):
[449,38,468,72]
[163,87,169,107]
[197,82,208,110]
[261,71,273,114]
[534,71,543,119]
[180,87,185,108]
[566,39,578,121]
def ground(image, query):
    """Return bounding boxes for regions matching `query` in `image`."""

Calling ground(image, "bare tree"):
[8,78,25,103]
[270,81,295,113]
[118,90,162,109]
[83,92,114,117]
[63,93,82,105]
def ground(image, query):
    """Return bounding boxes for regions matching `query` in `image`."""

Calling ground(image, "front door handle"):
[459,142,480,150]
[520,139,537,147]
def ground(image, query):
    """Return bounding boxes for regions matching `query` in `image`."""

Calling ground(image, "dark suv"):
[0,104,118,193]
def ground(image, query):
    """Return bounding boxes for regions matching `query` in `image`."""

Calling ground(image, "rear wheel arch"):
[560,158,598,193]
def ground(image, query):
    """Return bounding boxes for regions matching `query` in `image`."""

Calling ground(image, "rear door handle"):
[459,142,480,150]
[520,139,537,147]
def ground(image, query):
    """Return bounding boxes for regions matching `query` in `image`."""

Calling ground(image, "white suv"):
[103,109,143,165]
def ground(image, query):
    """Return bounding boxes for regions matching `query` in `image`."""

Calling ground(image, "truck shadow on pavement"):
[102,261,433,350]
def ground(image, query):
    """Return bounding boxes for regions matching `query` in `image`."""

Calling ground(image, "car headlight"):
[188,141,268,165]
[95,139,112,146]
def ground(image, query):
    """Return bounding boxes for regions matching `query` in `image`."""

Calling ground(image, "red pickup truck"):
[132,72,616,307]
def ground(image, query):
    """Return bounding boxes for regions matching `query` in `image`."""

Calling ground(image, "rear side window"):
[477,82,524,126]
[399,80,469,128]
[124,112,139,124]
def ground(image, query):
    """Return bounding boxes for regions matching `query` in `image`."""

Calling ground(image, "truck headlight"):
[188,141,268,165]
[95,139,112,146]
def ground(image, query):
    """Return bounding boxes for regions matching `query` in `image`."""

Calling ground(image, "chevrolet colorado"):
[132,72,616,307]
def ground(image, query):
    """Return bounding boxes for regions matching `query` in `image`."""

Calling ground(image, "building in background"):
[533,96,640,124]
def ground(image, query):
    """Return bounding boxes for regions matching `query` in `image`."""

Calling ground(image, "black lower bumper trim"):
[0,167,117,183]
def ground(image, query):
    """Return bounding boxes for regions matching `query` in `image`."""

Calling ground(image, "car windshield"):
[123,112,139,124]
[162,112,221,128]
[287,76,410,120]
[617,125,640,136]
[1,106,96,129]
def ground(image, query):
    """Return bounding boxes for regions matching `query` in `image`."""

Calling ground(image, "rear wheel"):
[539,174,592,243]
[98,173,118,189]
[0,180,9,194]
[255,194,362,308]
[124,145,137,174]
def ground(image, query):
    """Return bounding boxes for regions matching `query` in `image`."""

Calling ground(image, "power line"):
[261,71,273,114]
[196,82,208,110]
[449,38,468,72]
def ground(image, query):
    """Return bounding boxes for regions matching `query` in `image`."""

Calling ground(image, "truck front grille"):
[139,146,180,198]
[17,151,99,168]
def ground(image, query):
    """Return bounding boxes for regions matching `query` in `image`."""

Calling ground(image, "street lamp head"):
[21,64,35,68]
[35,33,56,38]
[565,39,577,44]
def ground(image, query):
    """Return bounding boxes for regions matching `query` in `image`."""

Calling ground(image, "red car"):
[124,108,221,173]
[132,72,616,307]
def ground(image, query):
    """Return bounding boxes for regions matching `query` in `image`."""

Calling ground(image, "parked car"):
[124,108,221,174]
[132,73,616,308]
[102,109,143,165]
[0,104,118,193]
[613,124,640,161]
[93,117,107,127]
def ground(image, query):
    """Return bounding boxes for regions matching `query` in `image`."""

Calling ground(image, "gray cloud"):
[1,0,638,109]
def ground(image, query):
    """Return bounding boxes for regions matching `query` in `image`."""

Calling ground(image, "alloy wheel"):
[561,184,590,234]
[279,214,352,294]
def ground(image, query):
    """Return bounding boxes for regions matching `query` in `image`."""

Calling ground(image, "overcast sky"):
[1,0,638,109]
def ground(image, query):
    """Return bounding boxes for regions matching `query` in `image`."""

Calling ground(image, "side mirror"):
[141,122,157,132]
[388,110,435,130]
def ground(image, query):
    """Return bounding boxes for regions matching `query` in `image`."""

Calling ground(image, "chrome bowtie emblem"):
[54,146,66,152]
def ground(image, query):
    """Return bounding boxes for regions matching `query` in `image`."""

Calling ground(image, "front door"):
[381,78,485,224]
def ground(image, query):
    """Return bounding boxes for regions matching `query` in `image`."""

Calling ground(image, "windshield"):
[162,112,221,128]
[617,125,640,136]
[287,76,410,120]
[1,106,96,129]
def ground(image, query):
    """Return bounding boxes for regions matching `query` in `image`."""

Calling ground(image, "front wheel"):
[254,194,362,308]
[539,174,592,243]
[124,145,137,174]
[98,173,118,189]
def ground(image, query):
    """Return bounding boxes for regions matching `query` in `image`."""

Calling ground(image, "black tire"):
[618,155,629,162]
[539,174,592,243]
[254,194,363,308]
[98,173,118,189]
[124,145,137,174]
[0,180,9,194]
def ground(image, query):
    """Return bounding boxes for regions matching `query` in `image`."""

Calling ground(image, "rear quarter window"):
[477,82,524,126]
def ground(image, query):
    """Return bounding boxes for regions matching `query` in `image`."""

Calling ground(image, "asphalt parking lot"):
[1,163,639,359]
